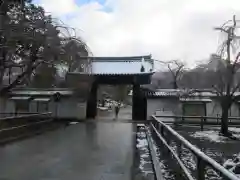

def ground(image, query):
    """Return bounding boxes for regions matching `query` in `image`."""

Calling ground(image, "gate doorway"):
[68,55,154,120]
[96,85,132,120]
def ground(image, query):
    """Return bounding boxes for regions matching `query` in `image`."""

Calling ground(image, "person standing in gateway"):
[114,103,120,119]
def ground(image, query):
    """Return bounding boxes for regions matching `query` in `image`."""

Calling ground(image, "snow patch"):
[69,122,79,125]
[140,153,149,158]
[137,138,148,148]
[191,130,228,143]
[212,127,240,133]
[224,159,237,171]
[136,130,154,176]
[229,127,240,133]
[97,107,108,111]
[223,153,240,177]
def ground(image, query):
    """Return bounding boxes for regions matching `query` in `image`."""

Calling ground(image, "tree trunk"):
[173,80,178,89]
[221,104,230,136]
[0,2,7,90]
[0,47,39,94]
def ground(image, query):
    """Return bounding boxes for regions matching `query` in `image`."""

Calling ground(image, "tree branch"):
[0,60,43,94]
[212,85,222,97]
[231,82,240,97]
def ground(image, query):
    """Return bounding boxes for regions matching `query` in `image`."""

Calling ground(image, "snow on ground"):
[97,99,125,111]
[190,127,240,143]
[191,130,228,143]
[212,127,240,133]
[176,126,240,178]
[229,127,240,133]
[97,107,108,111]
[69,122,79,125]
[136,129,154,177]
[151,132,175,180]
[137,138,148,149]
[223,153,240,177]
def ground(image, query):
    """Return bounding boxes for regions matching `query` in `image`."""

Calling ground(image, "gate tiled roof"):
[82,55,154,75]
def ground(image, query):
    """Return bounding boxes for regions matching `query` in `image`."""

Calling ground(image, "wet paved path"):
[0,122,134,180]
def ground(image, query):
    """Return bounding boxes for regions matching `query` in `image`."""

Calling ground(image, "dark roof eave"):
[146,95,179,99]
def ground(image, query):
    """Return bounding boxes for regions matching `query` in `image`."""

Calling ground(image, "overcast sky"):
[34,0,240,66]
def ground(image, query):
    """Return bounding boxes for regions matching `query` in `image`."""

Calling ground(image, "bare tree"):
[180,56,221,89]
[0,1,61,93]
[0,1,91,92]
[213,15,240,136]
[167,60,185,89]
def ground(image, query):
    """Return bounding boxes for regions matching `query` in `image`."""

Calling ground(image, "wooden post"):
[200,116,204,131]
[177,142,182,158]
[132,84,140,120]
[86,82,98,119]
[55,102,58,118]
[37,102,39,113]
[158,123,161,132]
[160,125,164,138]
[197,157,205,180]
[8,67,11,84]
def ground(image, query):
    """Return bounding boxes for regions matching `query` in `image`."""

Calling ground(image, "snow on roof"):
[147,89,218,98]
[10,89,73,96]
[147,90,181,97]
[179,98,212,102]
[85,55,153,62]
[89,56,154,75]
[10,96,31,100]
[33,98,50,102]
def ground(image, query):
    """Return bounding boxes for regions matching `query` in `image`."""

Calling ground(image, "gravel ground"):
[174,125,240,164]
[171,125,240,179]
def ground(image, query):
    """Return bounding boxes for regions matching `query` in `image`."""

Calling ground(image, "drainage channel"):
[132,124,156,180]
[134,124,179,180]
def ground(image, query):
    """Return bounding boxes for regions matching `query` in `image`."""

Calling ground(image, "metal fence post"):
[197,157,205,180]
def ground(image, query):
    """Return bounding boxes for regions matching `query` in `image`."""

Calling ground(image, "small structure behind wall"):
[180,97,212,122]
[10,96,31,115]
[33,98,50,113]
[146,90,181,120]
[4,89,88,120]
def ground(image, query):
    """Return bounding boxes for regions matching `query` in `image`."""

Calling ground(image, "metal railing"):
[149,115,240,180]
[155,115,240,131]
[155,115,240,122]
